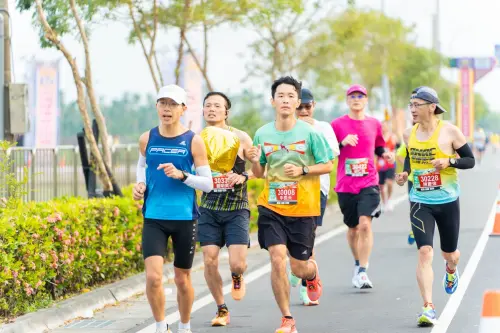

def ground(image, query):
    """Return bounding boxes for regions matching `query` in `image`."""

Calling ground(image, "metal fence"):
[0,144,139,202]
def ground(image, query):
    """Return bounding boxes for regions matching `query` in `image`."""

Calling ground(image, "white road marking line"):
[136,194,408,332]
[430,198,497,333]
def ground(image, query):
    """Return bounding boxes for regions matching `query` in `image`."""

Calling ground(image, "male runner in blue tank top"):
[197,92,254,327]
[132,84,213,333]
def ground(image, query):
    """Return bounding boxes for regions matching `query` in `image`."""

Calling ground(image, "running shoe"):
[305,259,322,302]
[299,285,319,306]
[352,265,360,287]
[353,272,373,289]
[211,307,230,326]
[177,329,192,333]
[443,266,459,294]
[231,274,246,300]
[275,317,298,333]
[417,306,437,327]
[408,231,415,245]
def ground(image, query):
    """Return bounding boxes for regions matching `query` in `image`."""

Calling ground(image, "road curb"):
[0,204,341,333]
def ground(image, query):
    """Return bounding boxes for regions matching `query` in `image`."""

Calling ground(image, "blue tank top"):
[143,127,199,221]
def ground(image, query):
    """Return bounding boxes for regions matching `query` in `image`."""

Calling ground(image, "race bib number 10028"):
[345,158,369,177]
[268,182,298,205]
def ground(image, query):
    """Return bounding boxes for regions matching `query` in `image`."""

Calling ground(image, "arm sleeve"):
[375,146,386,157]
[136,153,146,184]
[183,165,213,193]
[403,149,411,174]
[451,143,475,169]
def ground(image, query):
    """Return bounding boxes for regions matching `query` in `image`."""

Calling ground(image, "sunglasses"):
[297,103,313,111]
[348,94,366,99]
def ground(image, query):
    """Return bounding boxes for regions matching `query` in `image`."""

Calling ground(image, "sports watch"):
[302,166,309,175]
[449,158,456,167]
[180,171,189,182]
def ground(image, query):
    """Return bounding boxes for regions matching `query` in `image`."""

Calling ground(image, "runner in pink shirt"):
[331,84,394,289]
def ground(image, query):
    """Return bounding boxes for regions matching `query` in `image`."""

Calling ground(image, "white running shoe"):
[352,265,360,287]
[353,272,373,289]
[177,329,192,333]
[155,327,172,333]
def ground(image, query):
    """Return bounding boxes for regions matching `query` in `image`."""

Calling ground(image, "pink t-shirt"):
[331,115,385,194]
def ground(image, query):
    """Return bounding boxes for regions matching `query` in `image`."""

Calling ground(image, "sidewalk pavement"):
[1,186,405,333]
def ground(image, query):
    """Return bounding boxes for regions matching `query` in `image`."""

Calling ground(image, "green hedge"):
[0,187,144,319]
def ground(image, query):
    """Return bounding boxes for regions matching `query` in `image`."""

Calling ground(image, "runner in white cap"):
[133,84,213,333]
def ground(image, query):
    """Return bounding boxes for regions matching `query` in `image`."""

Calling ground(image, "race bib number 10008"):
[268,182,298,205]
[345,158,369,177]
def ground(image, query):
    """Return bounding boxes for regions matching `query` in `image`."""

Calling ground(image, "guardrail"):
[0,144,139,202]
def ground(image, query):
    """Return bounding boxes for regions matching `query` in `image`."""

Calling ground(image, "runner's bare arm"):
[305,161,333,176]
[239,131,254,162]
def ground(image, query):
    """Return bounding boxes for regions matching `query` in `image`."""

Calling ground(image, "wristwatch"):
[302,166,309,175]
[242,172,249,182]
[180,171,189,182]
[449,158,456,166]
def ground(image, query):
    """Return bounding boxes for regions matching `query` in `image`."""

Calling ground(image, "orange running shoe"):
[211,307,230,326]
[275,317,297,333]
[305,259,322,302]
[231,274,246,301]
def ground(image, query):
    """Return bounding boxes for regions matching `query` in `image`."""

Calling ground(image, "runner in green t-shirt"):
[247,76,334,333]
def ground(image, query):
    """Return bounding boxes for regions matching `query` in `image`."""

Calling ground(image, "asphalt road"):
[53,152,500,333]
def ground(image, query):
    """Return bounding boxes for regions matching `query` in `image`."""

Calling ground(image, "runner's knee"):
[418,246,433,262]
[203,252,219,271]
[269,246,287,271]
[174,269,191,291]
[146,269,162,289]
[358,217,371,232]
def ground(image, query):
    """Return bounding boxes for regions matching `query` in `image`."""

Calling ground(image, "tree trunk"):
[175,0,191,85]
[182,36,214,91]
[69,0,113,180]
[34,0,112,191]
[127,1,160,91]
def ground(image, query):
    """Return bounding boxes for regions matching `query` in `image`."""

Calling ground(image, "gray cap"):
[412,86,447,114]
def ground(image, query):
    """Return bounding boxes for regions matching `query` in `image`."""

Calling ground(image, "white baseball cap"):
[156,85,187,104]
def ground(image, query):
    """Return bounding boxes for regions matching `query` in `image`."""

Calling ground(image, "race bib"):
[268,182,298,205]
[414,169,442,191]
[212,174,234,192]
[345,158,369,177]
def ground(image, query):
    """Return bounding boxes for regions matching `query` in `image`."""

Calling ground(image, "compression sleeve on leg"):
[183,165,213,193]
[451,143,475,169]
[136,153,146,184]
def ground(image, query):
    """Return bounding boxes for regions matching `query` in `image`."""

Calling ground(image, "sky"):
[9,0,500,111]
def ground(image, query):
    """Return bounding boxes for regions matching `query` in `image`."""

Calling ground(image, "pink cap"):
[346,84,368,96]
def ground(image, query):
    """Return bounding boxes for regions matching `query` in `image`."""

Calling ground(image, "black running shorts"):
[142,218,197,269]
[337,186,381,228]
[409,199,460,253]
[378,168,396,185]
[257,206,315,261]
[198,208,250,248]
